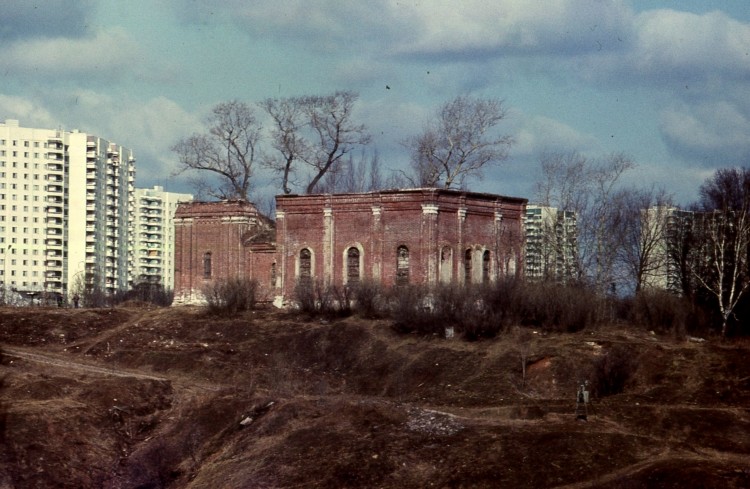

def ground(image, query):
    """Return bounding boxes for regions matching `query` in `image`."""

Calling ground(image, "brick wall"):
[173,200,275,304]
[275,189,527,301]
[173,190,527,306]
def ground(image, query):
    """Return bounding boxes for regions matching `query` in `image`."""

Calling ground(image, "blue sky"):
[1,0,749,205]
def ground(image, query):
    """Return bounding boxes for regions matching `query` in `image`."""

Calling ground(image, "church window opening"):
[347,247,360,285]
[464,248,472,284]
[203,252,212,278]
[483,250,490,283]
[299,248,312,281]
[396,245,409,285]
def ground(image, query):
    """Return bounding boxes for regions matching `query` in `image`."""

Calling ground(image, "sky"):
[1,0,749,206]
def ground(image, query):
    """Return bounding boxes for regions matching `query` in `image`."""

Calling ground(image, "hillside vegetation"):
[1,304,749,488]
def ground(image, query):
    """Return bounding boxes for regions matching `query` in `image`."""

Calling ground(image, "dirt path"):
[3,347,170,382]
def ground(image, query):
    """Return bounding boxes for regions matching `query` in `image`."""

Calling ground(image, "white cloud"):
[0,28,138,78]
[393,0,633,58]
[659,100,750,164]
[511,113,600,157]
[0,95,58,128]
[632,9,750,79]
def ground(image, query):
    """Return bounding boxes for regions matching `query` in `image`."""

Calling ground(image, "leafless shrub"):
[388,285,441,335]
[632,289,688,337]
[203,277,258,316]
[294,280,354,317]
[352,279,387,318]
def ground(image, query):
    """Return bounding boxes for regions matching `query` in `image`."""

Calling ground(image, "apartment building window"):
[24,141,29,147]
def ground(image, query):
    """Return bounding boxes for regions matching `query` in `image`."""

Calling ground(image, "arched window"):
[299,248,312,281]
[347,247,360,285]
[440,246,453,284]
[483,250,490,284]
[464,248,472,284]
[396,245,409,285]
[203,252,212,278]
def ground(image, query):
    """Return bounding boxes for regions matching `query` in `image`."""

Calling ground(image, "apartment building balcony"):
[47,184,64,193]
[46,239,63,248]
[46,259,63,268]
[45,269,63,279]
[46,163,63,172]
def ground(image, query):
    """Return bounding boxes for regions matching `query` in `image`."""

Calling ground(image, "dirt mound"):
[1,305,749,487]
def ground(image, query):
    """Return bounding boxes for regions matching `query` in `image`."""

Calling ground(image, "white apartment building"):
[641,206,694,293]
[0,119,135,301]
[524,204,578,283]
[133,185,193,289]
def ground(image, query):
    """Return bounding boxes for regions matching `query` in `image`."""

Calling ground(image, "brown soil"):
[0,305,749,488]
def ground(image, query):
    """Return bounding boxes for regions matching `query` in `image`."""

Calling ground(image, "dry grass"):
[0,305,749,488]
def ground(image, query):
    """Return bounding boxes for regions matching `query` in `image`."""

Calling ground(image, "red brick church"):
[173,188,527,306]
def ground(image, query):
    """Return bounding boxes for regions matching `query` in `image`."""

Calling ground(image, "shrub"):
[352,279,386,318]
[632,289,688,337]
[121,282,174,307]
[388,285,441,335]
[294,280,355,318]
[203,277,258,316]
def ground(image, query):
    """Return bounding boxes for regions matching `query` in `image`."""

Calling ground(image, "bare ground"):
[0,304,749,488]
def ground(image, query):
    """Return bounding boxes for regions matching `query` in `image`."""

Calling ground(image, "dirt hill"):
[0,305,749,488]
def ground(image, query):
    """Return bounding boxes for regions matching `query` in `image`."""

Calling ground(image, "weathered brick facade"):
[173,189,527,305]
[173,200,276,304]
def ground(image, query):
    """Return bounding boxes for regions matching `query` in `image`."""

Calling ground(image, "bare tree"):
[172,101,262,201]
[534,151,636,291]
[406,95,513,188]
[317,150,384,194]
[614,186,674,292]
[690,167,750,336]
[302,91,371,193]
[259,97,308,194]
[260,91,369,194]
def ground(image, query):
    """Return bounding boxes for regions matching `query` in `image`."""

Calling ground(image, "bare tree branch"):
[172,101,261,201]
[406,95,513,189]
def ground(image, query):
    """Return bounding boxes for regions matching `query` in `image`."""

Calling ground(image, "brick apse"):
[173,189,527,305]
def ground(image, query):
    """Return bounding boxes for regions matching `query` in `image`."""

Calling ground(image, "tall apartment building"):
[641,206,696,293]
[0,119,135,301]
[133,185,193,289]
[524,204,578,283]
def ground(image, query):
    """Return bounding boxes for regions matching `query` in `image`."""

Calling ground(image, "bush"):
[388,285,441,335]
[203,277,258,316]
[121,282,174,307]
[632,289,688,337]
[352,279,387,318]
[294,280,355,318]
